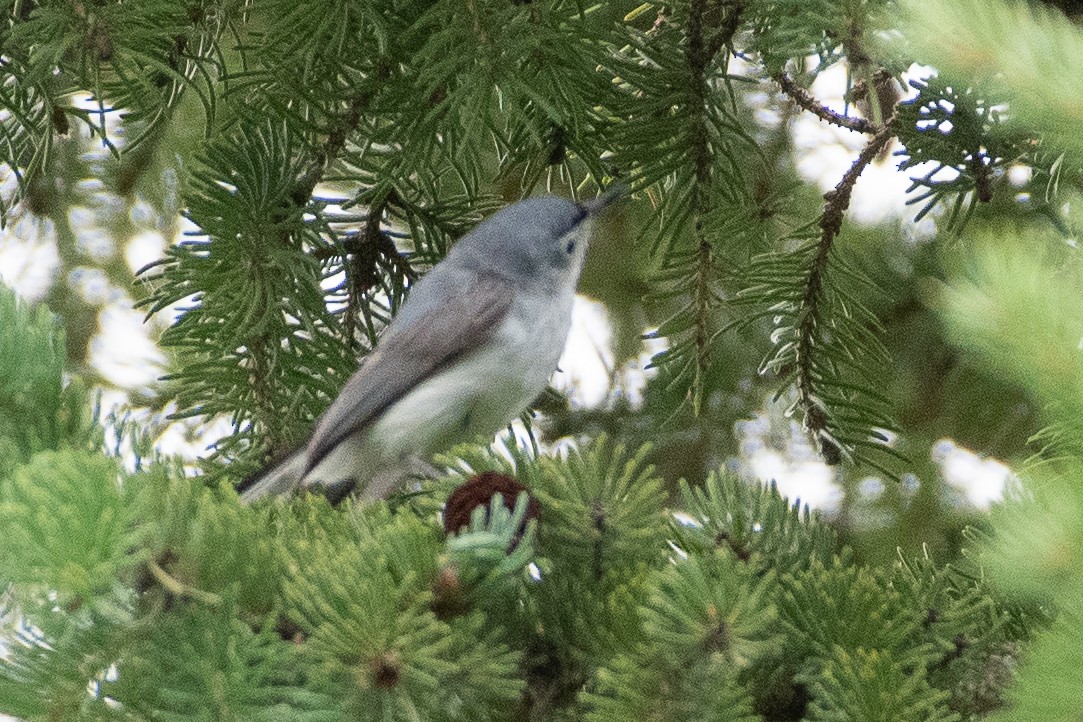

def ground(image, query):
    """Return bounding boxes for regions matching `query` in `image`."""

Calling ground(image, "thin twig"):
[147,559,222,607]
[249,86,381,451]
[775,71,878,135]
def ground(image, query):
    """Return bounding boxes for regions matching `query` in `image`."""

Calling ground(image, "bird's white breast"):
[331,287,573,482]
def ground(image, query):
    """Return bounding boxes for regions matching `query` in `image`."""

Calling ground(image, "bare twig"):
[775,71,878,135]
[820,119,897,236]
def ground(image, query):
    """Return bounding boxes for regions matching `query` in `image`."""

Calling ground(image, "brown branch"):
[775,71,878,135]
[293,62,393,206]
[705,0,746,61]
[819,118,896,237]
[795,118,896,463]
[687,0,713,414]
[248,90,377,450]
[243,321,285,451]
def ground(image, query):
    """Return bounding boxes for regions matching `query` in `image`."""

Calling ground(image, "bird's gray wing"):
[303,271,513,474]
[238,445,307,502]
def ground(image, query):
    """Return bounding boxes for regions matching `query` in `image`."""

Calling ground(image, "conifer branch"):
[245,332,282,450]
[685,0,743,413]
[706,0,746,60]
[241,80,385,451]
[774,71,878,135]
[342,192,410,350]
[297,89,374,204]
[688,0,715,414]
[797,118,896,462]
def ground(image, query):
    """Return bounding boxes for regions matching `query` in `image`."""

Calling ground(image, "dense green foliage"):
[4,0,1083,718]
[0,299,1043,718]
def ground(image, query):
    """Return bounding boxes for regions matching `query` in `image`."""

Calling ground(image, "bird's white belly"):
[302,292,571,499]
[369,302,567,460]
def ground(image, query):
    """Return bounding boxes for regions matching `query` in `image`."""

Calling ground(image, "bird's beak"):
[580,183,627,217]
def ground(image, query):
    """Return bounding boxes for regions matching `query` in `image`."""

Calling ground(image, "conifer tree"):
[2,0,1082,719]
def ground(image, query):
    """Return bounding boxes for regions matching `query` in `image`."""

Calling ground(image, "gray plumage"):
[239,193,617,503]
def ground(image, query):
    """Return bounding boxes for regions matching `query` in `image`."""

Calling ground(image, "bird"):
[238,190,620,504]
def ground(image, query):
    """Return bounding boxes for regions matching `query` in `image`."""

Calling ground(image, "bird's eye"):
[565,240,576,255]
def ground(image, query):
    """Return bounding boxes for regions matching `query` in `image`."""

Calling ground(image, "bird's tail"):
[237,447,307,503]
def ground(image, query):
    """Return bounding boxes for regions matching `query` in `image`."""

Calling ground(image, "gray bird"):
[239,191,619,504]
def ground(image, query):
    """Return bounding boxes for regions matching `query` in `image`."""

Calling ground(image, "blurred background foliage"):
[5,0,1083,718]
[1,0,1081,567]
